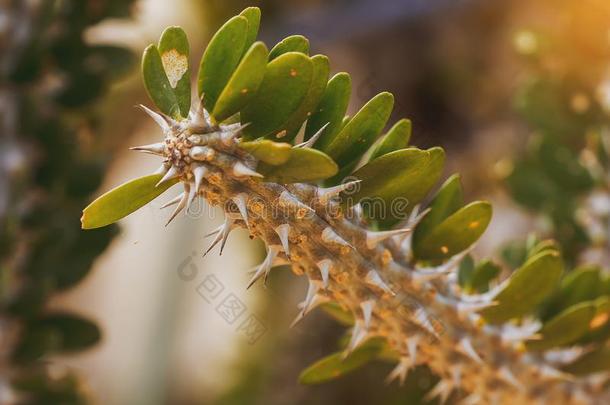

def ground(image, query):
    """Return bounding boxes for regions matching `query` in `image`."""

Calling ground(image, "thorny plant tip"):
[81,7,610,404]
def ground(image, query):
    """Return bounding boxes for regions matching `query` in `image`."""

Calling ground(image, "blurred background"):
[1,0,608,404]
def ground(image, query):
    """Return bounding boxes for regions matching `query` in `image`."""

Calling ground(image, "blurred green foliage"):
[0,0,135,402]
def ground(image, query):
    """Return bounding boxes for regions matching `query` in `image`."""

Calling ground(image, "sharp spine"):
[203,216,235,256]
[365,228,412,249]
[232,193,249,227]
[130,142,165,155]
[413,307,439,338]
[498,366,523,391]
[137,104,178,131]
[345,320,367,356]
[156,165,180,186]
[360,300,375,329]
[295,122,329,148]
[192,164,208,192]
[232,161,263,178]
[365,270,395,295]
[321,227,352,248]
[290,279,327,327]
[247,245,281,289]
[190,146,215,161]
[161,193,184,209]
[424,380,453,404]
[165,184,189,226]
[316,259,332,288]
[274,224,291,255]
[316,180,361,205]
[458,337,483,364]
[385,356,411,385]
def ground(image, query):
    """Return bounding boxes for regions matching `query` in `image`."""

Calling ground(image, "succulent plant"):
[83,8,610,403]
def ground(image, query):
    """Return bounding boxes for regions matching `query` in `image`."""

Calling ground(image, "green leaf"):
[413,201,492,261]
[211,41,268,122]
[320,302,355,326]
[142,45,182,119]
[81,174,179,229]
[563,346,610,376]
[349,148,444,226]
[458,255,475,290]
[241,52,314,140]
[369,118,412,161]
[481,251,564,324]
[240,7,261,53]
[197,15,249,113]
[412,174,463,252]
[12,313,101,363]
[281,55,330,141]
[239,139,292,165]
[526,302,596,351]
[257,147,338,183]
[305,73,351,145]
[469,260,502,293]
[322,92,394,167]
[269,35,310,60]
[298,340,383,384]
[157,26,191,118]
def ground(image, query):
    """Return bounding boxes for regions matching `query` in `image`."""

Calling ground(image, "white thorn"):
[190,146,215,161]
[189,94,209,129]
[459,393,482,405]
[385,357,411,386]
[458,337,483,364]
[232,161,263,178]
[424,380,452,404]
[365,270,395,295]
[456,300,498,316]
[360,300,375,329]
[193,165,208,192]
[451,366,462,388]
[321,227,352,249]
[153,164,169,175]
[232,193,249,227]
[413,307,439,338]
[407,336,419,366]
[345,320,367,356]
[187,182,197,211]
[247,245,281,289]
[365,228,412,249]
[538,365,574,382]
[500,319,542,343]
[295,122,329,148]
[130,142,165,155]
[156,165,180,187]
[165,184,189,226]
[351,202,365,224]
[498,366,524,391]
[161,192,184,209]
[316,259,332,288]
[290,279,326,327]
[203,216,235,256]
[137,104,176,131]
[316,180,361,205]
[274,224,291,255]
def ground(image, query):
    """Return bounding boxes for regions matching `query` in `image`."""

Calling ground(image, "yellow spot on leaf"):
[241,88,249,94]
[276,129,287,139]
[468,221,480,229]
[290,68,298,77]
[590,312,609,329]
[161,49,188,88]
[440,246,449,254]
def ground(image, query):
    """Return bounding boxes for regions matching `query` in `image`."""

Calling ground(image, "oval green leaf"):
[211,41,268,122]
[526,302,596,351]
[413,201,492,261]
[158,26,191,118]
[298,340,383,385]
[81,174,179,229]
[241,52,314,140]
[369,118,412,161]
[349,148,444,225]
[142,44,183,119]
[481,251,564,324]
[269,35,310,60]
[240,7,261,54]
[239,139,292,165]
[322,92,394,167]
[306,73,352,146]
[197,15,249,113]
[563,346,610,376]
[282,55,330,141]
[257,147,338,183]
